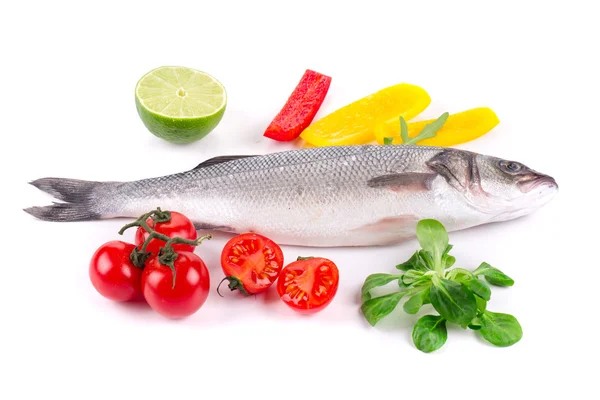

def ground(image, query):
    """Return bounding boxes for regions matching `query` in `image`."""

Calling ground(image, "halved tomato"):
[277,257,339,314]
[219,233,284,295]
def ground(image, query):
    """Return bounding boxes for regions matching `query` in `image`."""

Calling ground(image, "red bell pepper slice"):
[263,69,332,142]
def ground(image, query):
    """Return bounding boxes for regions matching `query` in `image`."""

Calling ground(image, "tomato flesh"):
[220,233,284,294]
[135,211,197,255]
[89,241,143,302]
[277,257,339,314]
[141,252,210,319]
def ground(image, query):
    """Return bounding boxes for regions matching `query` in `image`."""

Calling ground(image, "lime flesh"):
[135,66,227,144]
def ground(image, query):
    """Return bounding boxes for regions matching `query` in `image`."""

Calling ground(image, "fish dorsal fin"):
[367,172,437,192]
[192,155,255,170]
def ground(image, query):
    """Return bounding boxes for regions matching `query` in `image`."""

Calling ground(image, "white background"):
[2,1,598,399]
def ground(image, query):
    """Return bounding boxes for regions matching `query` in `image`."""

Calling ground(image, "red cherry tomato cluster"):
[89,209,340,318]
[219,233,340,314]
[89,210,210,319]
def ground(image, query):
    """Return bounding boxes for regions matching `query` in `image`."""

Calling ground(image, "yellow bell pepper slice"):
[300,83,431,147]
[374,107,499,147]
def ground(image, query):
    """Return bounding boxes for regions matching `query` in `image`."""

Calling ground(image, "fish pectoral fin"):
[367,172,437,192]
[192,155,256,170]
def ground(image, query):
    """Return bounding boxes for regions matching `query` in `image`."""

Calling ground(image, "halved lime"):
[135,66,227,144]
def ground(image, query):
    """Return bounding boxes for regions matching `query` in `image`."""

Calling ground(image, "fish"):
[24,145,558,247]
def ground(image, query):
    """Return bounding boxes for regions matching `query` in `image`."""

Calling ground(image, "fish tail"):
[24,202,101,221]
[24,178,116,221]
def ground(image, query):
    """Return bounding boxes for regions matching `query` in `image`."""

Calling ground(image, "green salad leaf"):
[361,273,402,302]
[396,250,429,272]
[416,219,448,272]
[462,278,492,301]
[430,276,477,326]
[418,249,436,271]
[442,244,456,268]
[479,311,523,347]
[476,295,488,313]
[446,268,473,282]
[473,262,515,286]
[401,269,428,286]
[468,316,483,330]
[403,287,431,314]
[361,292,406,326]
[412,315,447,353]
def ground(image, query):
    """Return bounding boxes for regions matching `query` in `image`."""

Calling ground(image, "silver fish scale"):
[100,145,451,246]
[193,144,439,180]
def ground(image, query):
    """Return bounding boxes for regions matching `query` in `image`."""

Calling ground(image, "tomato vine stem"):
[117,208,212,288]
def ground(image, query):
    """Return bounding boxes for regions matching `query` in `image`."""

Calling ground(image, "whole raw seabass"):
[25,145,558,247]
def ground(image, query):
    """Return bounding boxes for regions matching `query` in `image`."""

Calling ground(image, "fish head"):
[427,149,558,220]
[478,155,559,216]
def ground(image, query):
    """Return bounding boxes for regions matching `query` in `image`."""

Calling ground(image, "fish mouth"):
[518,174,558,193]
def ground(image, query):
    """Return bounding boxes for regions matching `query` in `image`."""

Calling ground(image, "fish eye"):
[500,161,523,174]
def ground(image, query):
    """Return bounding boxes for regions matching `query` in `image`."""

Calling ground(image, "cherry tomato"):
[220,233,284,295]
[135,211,197,255]
[141,252,210,319]
[277,257,339,314]
[89,241,143,302]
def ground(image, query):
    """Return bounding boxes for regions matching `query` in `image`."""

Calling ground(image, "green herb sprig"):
[360,219,522,353]
[383,112,449,145]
